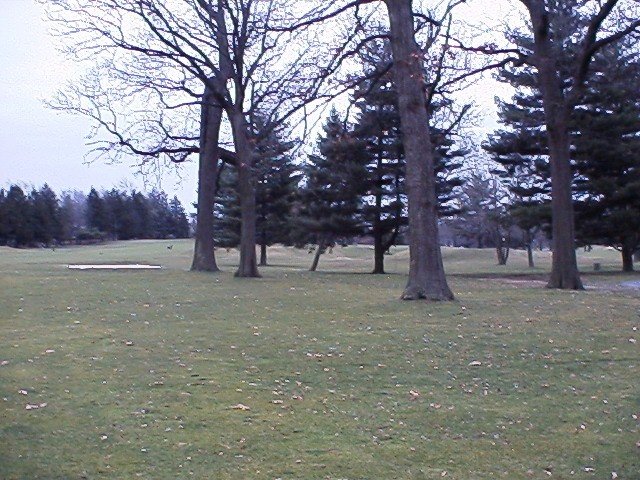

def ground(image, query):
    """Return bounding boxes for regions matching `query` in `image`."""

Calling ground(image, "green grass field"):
[1,241,638,479]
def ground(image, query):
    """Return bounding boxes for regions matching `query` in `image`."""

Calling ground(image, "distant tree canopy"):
[0,185,190,247]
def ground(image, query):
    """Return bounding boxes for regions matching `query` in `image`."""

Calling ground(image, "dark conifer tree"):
[148,189,173,239]
[213,122,299,262]
[253,122,299,266]
[3,186,33,247]
[0,189,8,245]
[168,196,190,238]
[485,65,552,267]
[129,191,152,239]
[573,43,640,271]
[298,108,369,271]
[352,41,467,273]
[86,188,109,234]
[352,50,406,274]
[488,31,640,272]
[30,184,62,245]
[213,166,242,249]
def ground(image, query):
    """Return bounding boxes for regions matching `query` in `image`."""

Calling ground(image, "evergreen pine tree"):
[298,108,369,271]
[0,188,8,245]
[253,122,299,265]
[3,185,33,247]
[484,65,552,267]
[213,121,299,262]
[129,191,152,239]
[86,188,109,235]
[168,196,190,238]
[352,50,406,274]
[30,184,62,246]
[213,166,242,249]
[351,41,467,273]
[573,42,640,271]
[148,189,174,239]
[487,29,640,271]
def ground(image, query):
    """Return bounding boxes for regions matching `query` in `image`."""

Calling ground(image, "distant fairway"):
[1,241,638,479]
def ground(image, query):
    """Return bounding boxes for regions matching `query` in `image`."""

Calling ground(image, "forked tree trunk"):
[527,2,583,290]
[191,86,222,272]
[385,0,453,301]
[229,110,260,278]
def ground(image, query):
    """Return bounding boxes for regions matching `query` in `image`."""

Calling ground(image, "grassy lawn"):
[1,241,638,479]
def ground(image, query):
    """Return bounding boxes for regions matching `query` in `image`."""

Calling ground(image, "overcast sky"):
[0,0,199,208]
[0,0,514,212]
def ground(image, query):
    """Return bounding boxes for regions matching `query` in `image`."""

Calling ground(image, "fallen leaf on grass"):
[230,403,251,411]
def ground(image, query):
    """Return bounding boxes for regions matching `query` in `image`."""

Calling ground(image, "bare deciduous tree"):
[43,0,341,276]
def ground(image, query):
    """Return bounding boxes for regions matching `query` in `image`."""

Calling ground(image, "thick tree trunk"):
[544,117,583,288]
[621,242,634,272]
[259,243,268,267]
[309,237,326,272]
[528,2,583,290]
[385,0,453,301]
[191,86,222,272]
[229,110,260,278]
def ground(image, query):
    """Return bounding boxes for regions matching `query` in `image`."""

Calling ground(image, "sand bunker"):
[68,264,162,270]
